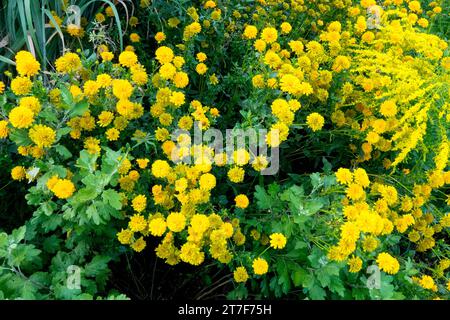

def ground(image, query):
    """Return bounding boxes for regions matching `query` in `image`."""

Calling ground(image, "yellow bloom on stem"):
[11,76,32,95]
[252,257,269,275]
[119,51,138,68]
[29,124,56,148]
[15,51,40,77]
[117,229,133,245]
[233,267,249,283]
[306,113,325,131]
[132,195,147,212]
[149,217,167,237]
[347,256,363,273]
[129,214,147,232]
[9,106,34,129]
[11,166,26,181]
[376,252,400,274]
[51,179,76,199]
[269,233,287,249]
[235,194,249,209]
[166,212,186,232]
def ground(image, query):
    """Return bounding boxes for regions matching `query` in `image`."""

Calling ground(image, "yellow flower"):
[379,100,397,118]
[155,46,174,64]
[252,257,269,275]
[117,229,133,245]
[112,79,133,100]
[55,52,81,73]
[131,195,146,213]
[280,22,292,34]
[11,77,32,95]
[227,166,245,183]
[136,158,149,169]
[196,52,207,62]
[332,55,351,72]
[0,120,9,139]
[131,237,147,252]
[306,113,325,131]
[51,179,76,199]
[19,96,41,114]
[129,214,147,232]
[84,80,100,96]
[336,168,353,185]
[269,233,287,249]
[196,63,208,75]
[9,106,34,129]
[252,155,268,171]
[243,25,258,39]
[353,168,370,188]
[67,24,83,37]
[170,91,185,107]
[261,27,278,43]
[376,252,400,275]
[173,72,189,88]
[233,267,249,283]
[97,111,114,127]
[279,74,300,95]
[418,275,435,290]
[151,160,171,178]
[347,256,363,273]
[15,51,40,77]
[159,63,176,79]
[254,39,267,52]
[130,32,140,43]
[119,51,138,68]
[11,166,26,181]
[101,51,114,61]
[95,12,105,23]
[235,194,249,209]
[346,183,365,201]
[155,32,166,43]
[179,242,204,265]
[199,173,216,190]
[29,124,56,148]
[96,74,112,88]
[149,217,167,236]
[166,212,186,232]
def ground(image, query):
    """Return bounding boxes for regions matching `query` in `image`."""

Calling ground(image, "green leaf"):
[84,255,111,278]
[329,276,346,297]
[71,187,99,204]
[57,127,72,138]
[69,101,89,118]
[40,108,59,122]
[9,129,32,146]
[291,268,308,287]
[302,199,324,216]
[316,268,331,287]
[102,189,122,210]
[309,284,326,300]
[254,185,272,210]
[11,226,26,243]
[55,145,73,160]
[86,205,101,225]
[41,201,56,216]
[0,233,8,247]
[43,235,61,254]
[76,150,98,173]
[59,85,74,107]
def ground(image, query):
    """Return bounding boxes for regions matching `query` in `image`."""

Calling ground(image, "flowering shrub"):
[0,0,448,300]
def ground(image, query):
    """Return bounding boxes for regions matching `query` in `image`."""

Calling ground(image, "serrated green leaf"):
[102,189,122,210]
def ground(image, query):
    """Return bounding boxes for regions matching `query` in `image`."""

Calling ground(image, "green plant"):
[0,0,125,73]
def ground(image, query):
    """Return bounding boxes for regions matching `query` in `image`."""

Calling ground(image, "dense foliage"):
[0,0,449,300]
